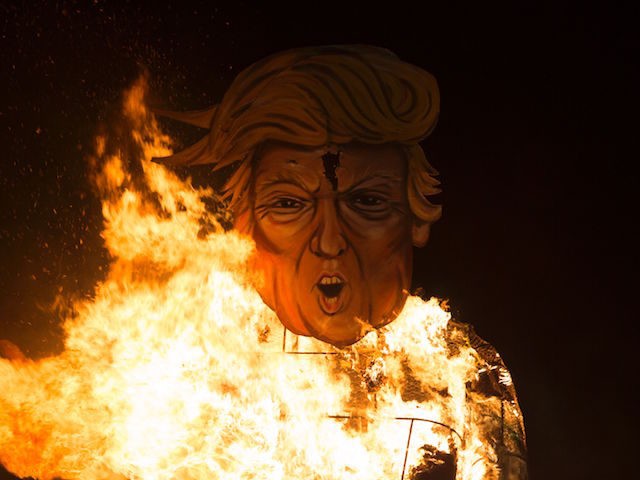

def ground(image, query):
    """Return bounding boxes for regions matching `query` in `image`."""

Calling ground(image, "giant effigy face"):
[237,142,418,346]
[153,45,443,345]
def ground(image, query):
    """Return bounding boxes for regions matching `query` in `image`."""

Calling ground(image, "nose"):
[309,200,348,258]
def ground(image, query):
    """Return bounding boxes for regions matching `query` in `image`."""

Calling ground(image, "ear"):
[412,220,431,247]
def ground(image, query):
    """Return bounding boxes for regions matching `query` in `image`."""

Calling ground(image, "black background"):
[1,1,638,479]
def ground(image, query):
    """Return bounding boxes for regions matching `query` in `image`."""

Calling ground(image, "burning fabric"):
[0,46,527,480]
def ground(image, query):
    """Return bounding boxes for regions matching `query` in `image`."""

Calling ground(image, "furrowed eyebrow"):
[255,173,314,194]
[255,173,402,195]
[343,174,403,192]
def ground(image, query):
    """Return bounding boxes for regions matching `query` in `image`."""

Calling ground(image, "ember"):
[0,79,525,479]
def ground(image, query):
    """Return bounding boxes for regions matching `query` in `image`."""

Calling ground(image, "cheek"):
[250,244,314,337]
[367,247,413,325]
[368,244,413,289]
[253,215,312,255]
[250,220,309,314]
[347,213,413,261]
[353,223,414,312]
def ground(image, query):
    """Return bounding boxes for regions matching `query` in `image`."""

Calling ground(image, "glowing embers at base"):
[0,79,496,480]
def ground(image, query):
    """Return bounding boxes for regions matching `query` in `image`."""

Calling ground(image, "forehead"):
[254,143,407,191]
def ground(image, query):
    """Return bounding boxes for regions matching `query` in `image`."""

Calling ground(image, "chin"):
[302,311,375,347]
[309,329,367,348]
[275,294,408,347]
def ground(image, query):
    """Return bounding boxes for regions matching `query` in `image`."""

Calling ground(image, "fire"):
[0,79,506,479]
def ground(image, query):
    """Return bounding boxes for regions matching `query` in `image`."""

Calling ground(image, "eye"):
[270,197,304,212]
[353,195,384,207]
[348,192,390,215]
[256,195,311,223]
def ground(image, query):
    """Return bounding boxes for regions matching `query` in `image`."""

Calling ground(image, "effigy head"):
[156,45,442,346]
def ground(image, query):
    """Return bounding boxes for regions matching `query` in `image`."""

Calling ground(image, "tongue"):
[318,283,343,298]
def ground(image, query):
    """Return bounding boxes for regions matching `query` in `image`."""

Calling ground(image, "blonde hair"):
[156,45,442,224]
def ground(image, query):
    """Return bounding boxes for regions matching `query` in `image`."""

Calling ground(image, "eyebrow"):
[345,174,403,191]
[254,172,403,195]
[255,171,316,194]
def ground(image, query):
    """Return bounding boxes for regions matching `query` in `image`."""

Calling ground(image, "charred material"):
[408,444,457,480]
[321,150,340,191]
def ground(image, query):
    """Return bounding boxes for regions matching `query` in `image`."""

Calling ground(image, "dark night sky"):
[1,1,638,479]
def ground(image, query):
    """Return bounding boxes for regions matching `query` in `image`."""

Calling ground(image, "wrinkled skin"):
[236,143,428,346]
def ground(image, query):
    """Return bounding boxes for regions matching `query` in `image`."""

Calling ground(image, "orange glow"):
[0,79,503,479]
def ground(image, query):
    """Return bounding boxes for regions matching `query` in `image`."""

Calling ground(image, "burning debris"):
[0,79,526,479]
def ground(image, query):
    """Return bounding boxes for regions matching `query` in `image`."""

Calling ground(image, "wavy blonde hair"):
[156,45,442,225]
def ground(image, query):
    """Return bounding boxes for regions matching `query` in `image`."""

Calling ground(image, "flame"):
[0,79,502,480]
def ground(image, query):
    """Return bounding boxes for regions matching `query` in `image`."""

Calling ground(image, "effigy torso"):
[258,296,527,480]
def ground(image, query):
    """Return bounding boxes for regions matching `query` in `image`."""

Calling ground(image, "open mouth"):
[318,277,344,298]
[316,275,345,314]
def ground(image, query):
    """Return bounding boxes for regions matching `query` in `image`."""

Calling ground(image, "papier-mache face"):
[153,45,442,346]
[235,142,420,346]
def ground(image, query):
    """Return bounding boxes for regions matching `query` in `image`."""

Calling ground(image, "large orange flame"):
[0,79,509,479]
